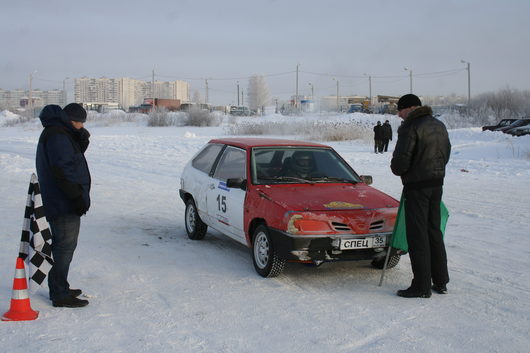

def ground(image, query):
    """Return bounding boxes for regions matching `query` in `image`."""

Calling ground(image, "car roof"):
[208,137,330,149]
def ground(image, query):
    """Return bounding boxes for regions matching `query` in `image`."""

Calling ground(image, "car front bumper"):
[268,227,393,262]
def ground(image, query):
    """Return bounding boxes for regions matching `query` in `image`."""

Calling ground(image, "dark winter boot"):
[52,296,89,308]
[49,288,82,300]
[396,287,431,298]
[432,284,448,294]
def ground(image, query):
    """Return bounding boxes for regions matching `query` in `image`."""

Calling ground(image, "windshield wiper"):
[258,176,314,184]
[309,176,358,184]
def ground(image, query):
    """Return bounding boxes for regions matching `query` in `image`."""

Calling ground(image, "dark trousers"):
[48,213,80,301]
[403,186,449,292]
[374,140,383,153]
[382,139,390,152]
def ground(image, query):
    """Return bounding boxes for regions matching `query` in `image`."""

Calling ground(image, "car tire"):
[371,254,401,269]
[252,225,285,277]
[185,198,207,240]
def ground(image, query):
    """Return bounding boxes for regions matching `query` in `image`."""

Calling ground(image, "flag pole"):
[378,234,394,287]
[379,192,404,287]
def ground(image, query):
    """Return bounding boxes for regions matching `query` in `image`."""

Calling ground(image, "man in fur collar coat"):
[391,94,451,298]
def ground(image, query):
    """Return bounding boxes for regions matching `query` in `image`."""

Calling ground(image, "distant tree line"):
[468,88,530,125]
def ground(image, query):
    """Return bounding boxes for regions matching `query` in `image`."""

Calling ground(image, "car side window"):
[213,147,246,180]
[192,143,223,174]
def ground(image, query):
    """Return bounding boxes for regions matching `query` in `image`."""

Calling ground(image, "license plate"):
[340,235,386,250]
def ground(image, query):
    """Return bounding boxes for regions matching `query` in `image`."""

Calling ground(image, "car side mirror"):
[360,175,373,185]
[226,178,247,191]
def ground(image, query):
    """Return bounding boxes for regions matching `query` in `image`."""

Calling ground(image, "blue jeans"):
[48,213,81,301]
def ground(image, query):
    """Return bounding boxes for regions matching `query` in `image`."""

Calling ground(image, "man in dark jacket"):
[382,120,392,152]
[36,103,91,308]
[391,94,451,298]
[373,121,384,153]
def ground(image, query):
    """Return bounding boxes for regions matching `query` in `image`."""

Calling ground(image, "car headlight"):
[287,215,332,234]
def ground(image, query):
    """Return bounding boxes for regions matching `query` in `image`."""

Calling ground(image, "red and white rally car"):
[179,138,400,277]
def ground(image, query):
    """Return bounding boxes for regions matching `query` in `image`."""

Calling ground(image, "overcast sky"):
[2,0,529,105]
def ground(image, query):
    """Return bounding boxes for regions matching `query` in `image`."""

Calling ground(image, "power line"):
[301,71,365,79]
[301,67,465,80]
[32,76,63,84]
[413,68,465,78]
[156,70,295,81]
[29,67,466,85]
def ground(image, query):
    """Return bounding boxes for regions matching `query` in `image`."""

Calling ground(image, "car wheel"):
[371,254,401,269]
[252,225,285,277]
[185,198,207,240]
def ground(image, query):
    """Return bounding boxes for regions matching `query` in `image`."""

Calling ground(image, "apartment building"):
[74,77,190,110]
[74,77,119,104]
[0,88,65,109]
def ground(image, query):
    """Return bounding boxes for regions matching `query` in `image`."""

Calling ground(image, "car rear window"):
[192,143,223,174]
[213,146,246,180]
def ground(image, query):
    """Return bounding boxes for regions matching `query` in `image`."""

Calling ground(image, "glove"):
[78,127,91,139]
[76,128,91,153]
[73,197,87,216]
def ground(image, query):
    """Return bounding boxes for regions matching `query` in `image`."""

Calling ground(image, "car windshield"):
[510,119,530,128]
[251,147,361,184]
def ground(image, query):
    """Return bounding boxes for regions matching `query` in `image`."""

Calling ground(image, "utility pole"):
[63,77,69,105]
[404,67,412,93]
[29,72,33,113]
[461,60,471,105]
[368,75,372,103]
[336,79,339,112]
[205,79,209,104]
[364,73,372,104]
[308,83,314,100]
[241,88,244,106]
[237,81,240,106]
[152,68,155,98]
[295,64,299,110]
[28,70,37,117]
[333,78,339,112]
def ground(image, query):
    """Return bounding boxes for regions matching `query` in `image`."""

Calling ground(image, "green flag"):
[390,194,449,253]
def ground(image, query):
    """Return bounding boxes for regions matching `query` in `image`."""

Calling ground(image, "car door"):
[206,146,247,244]
[184,143,224,226]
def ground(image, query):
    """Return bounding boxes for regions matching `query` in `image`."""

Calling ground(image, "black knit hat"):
[397,94,422,111]
[63,103,87,122]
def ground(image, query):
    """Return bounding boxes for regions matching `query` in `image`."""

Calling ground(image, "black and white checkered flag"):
[18,173,53,287]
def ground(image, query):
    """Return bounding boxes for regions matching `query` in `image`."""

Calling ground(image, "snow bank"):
[0,110,22,126]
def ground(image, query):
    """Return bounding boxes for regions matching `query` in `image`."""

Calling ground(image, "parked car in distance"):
[496,118,530,134]
[482,119,517,131]
[505,124,530,136]
[179,138,401,277]
[347,104,364,113]
[230,106,251,116]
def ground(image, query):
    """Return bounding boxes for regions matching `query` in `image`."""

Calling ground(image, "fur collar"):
[407,106,433,120]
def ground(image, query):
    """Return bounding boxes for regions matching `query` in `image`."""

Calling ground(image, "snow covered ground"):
[1,112,529,353]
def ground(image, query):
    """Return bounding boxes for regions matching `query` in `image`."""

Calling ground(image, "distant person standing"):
[373,121,384,153]
[36,103,91,308]
[391,94,451,298]
[382,120,392,152]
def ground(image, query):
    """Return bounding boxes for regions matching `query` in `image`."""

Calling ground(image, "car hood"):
[255,183,398,211]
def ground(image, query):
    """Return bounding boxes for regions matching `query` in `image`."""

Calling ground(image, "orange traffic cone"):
[2,257,39,321]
